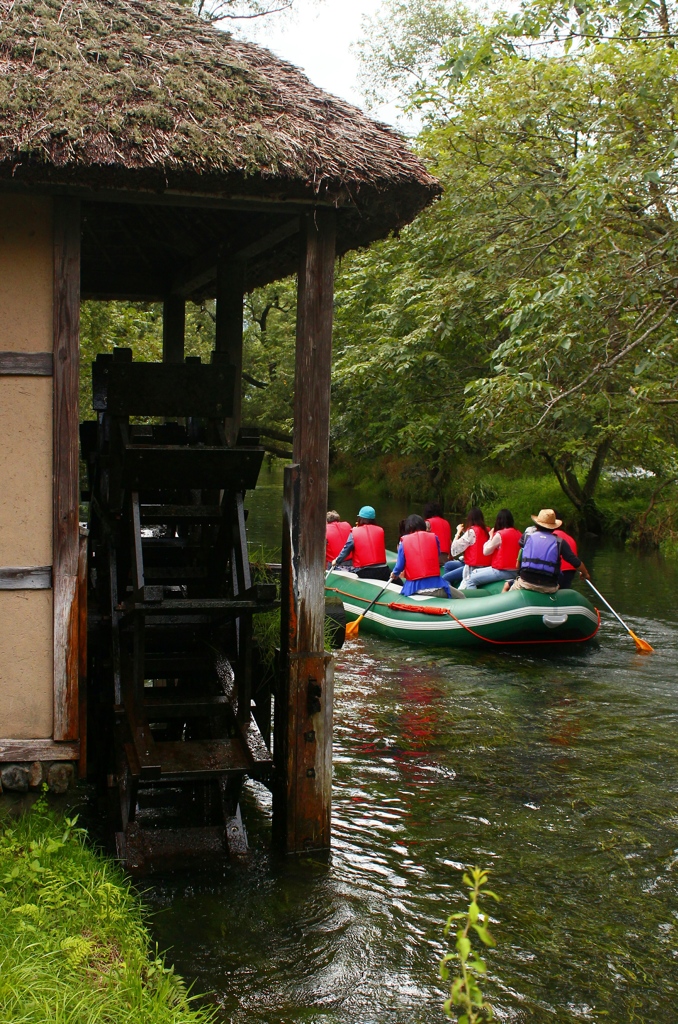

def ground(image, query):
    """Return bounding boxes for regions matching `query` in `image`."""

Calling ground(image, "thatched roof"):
[0,0,439,240]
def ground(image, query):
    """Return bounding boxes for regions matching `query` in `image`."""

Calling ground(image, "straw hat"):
[530,508,562,530]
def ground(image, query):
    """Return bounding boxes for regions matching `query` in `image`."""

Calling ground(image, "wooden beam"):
[0,183,343,214]
[0,739,79,762]
[53,197,81,743]
[274,208,336,854]
[215,260,245,446]
[162,296,185,364]
[0,352,53,375]
[0,566,52,589]
[173,218,299,298]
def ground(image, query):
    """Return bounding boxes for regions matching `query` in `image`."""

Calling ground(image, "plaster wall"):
[0,195,54,739]
[0,377,52,565]
[0,196,53,351]
[0,591,53,738]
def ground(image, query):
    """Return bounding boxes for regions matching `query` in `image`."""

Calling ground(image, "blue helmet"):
[358,505,376,520]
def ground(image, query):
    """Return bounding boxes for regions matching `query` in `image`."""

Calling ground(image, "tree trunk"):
[541,438,612,534]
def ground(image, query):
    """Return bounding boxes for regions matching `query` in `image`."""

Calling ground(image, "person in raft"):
[444,507,491,588]
[424,502,451,567]
[553,511,579,590]
[459,508,523,590]
[390,515,456,598]
[326,510,352,569]
[507,508,590,594]
[331,505,391,582]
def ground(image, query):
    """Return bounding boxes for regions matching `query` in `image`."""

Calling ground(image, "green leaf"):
[471,923,496,947]
[456,934,472,960]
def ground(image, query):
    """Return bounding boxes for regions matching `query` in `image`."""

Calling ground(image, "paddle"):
[585,579,653,653]
[345,579,392,640]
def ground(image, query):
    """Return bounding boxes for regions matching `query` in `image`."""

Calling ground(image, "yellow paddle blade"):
[629,629,654,654]
[345,615,363,640]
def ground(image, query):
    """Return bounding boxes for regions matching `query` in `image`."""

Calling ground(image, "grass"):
[0,798,214,1024]
[329,453,670,543]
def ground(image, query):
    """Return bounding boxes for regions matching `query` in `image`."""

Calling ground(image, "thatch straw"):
[0,0,439,229]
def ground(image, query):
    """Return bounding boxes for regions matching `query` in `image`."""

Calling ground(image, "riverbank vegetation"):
[0,802,212,1024]
[77,0,678,549]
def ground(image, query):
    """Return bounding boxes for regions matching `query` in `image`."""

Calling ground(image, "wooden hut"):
[0,0,438,860]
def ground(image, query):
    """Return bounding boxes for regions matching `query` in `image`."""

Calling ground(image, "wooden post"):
[215,260,245,445]
[163,296,185,364]
[274,208,336,853]
[53,198,81,742]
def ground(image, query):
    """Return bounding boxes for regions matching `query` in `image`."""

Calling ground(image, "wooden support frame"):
[162,295,185,364]
[53,197,81,742]
[215,260,245,446]
[274,208,336,853]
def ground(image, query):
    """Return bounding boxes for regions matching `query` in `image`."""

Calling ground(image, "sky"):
[232,0,402,126]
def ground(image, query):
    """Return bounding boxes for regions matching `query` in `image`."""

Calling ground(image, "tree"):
[336,0,678,529]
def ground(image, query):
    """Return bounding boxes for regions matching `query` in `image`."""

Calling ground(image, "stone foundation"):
[0,761,74,794]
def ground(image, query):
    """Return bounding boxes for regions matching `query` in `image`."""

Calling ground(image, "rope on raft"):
[387,602,601,645]
[325,587,601,645]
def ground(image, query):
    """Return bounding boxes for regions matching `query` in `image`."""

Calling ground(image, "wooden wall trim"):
[0,566,52,589]
[53,197,81,742]
[0,352,53,375]
[0,738,79,762]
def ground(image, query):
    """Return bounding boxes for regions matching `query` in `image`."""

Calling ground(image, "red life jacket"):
[492,527,522,571]
[352,524,387,568]
[426,516,451,557]
[554,528,578,571]
[401,531,440,580]
[326,521,351,563]
[464,525,492,568]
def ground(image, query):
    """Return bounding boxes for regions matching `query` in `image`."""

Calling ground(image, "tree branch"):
[534,302,676,427]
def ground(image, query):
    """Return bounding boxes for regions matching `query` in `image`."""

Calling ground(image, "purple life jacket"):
[521,530,561,579]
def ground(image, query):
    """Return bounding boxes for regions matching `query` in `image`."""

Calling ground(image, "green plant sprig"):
[440,866,500,1024]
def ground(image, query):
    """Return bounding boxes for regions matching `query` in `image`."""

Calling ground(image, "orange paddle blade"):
[629,630,654,654]
[345,615,363,640]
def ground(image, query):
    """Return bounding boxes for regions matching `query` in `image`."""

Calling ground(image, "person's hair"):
[465,506,486,530]
[493,508,514,532]
[397,518,407,539]
[326,510,341,523]
[404,514,427,535]
[423,502,443,519]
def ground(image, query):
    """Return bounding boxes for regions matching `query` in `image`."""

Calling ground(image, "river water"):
[149,465,678,1023]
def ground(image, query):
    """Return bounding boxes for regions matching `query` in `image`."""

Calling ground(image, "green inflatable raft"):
[325,567,600,648]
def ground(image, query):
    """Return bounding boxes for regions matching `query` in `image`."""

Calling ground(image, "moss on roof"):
[0,0,439,221]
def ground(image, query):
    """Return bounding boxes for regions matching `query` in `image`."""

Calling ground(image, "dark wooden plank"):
[53,197,81,743]
[120,597,278,614]
[0,352,53,375]
[131,493,145,595]
[155,738,252,779]
[92,360,235,418]
[140,504,223,523]
[122,445,264,491]
[0,566,52,589]
[274,210,336,854]
[0,739,79,762]
[162,296,185,364]
[144,695,230,718]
